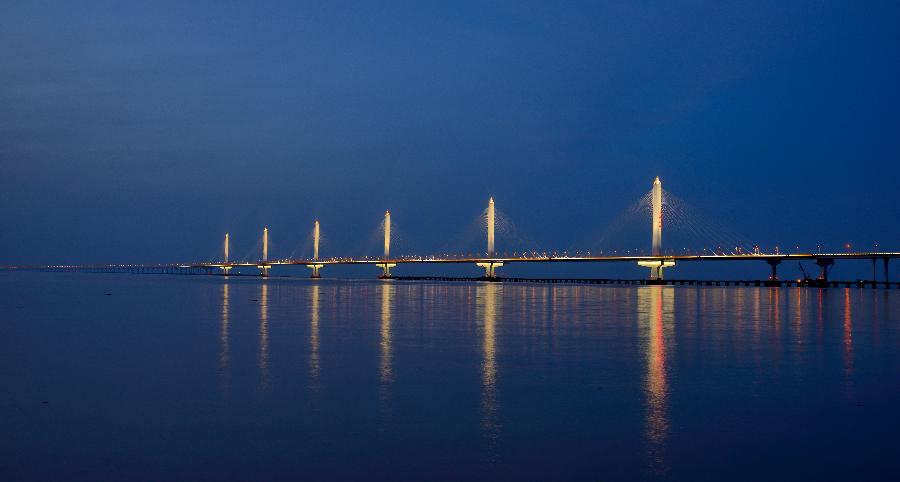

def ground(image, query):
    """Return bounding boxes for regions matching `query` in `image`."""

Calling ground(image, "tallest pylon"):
[639,176,674,280]
[651,176,662,257]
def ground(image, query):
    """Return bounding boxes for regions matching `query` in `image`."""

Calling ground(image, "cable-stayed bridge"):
[7,178,899,288]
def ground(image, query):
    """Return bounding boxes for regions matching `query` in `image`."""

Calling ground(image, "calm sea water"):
[1,272,899,481]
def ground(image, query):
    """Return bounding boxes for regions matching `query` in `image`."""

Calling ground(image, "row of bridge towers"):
[220,177,670,279]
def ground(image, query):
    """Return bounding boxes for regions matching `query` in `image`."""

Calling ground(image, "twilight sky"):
[2,1,899,271]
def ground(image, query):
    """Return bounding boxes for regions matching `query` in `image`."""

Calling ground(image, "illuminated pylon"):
[487,197,495,256]
[258,227,271,277]
[478,197,502,278]
[378,210,396,279]
[222,233,232,274]
[307,220,324,278]
[638,177,674,280]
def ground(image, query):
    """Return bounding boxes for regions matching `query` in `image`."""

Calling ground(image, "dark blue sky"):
[2,1,899,268]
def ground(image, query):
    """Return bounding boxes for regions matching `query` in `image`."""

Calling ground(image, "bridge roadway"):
[20,251,899,280]
[186,252,900,269]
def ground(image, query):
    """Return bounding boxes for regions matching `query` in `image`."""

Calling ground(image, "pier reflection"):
[219,283,230,391]
[639,285,673,475]
[379,284,395,413]
[309,284,320,387]
[258,282,270,390]
[478,283,501,448]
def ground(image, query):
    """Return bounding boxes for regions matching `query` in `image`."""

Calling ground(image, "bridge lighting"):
[263,227,268,263]
[384,211,391,260]
[487,197,495,257]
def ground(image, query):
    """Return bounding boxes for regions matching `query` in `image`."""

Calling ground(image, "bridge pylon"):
[259,227,271,277]
[638,176,674,279]
[307,220,323,278]
[476,197,502,279]
[378,211,396,279]
[222,233,232,275]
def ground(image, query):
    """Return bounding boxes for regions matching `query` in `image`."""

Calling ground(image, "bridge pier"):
[258,265,270,277]
[816,258,834,282]
[765,259,782,286]
[377,263,396,279]
[307,264,324,278]
[884,258,890,286]
[476,262,503,279]
[638,259,675,280]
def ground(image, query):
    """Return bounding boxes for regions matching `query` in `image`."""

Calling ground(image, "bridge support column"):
[884,258,890,286]
[377,263,396,279]
[637,259,675,280]
[476,262,503,279]
[816,258,834,282]
[221,266,232,275]
[258,265,270,277]
[764,259,782,286]
[307,264,324,278]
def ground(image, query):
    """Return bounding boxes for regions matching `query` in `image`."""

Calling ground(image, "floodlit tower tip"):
[654,176,660,185]
[384,210,391,260]
[224,233,230,263]
[487,196,496,257]
[313,220,320,261]
[263,227,269,263]
[308,219,324,278]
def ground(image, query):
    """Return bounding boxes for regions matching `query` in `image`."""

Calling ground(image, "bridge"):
[7,177,899,287]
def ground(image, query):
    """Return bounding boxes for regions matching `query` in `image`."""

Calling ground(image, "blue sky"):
[2,1,898,277]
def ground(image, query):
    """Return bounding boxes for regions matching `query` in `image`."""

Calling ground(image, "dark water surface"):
[2,272,899,480]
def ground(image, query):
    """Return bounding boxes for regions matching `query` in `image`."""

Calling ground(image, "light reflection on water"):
[309,283,320,389]
[219,283,229,391]
[479,283,501,450]
[258,282,269,391]
[4,273,900,481]
[640,286,672,475]
[379,283,394,415]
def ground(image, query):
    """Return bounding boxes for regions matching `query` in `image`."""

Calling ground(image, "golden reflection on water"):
[479,283,501,446]
[219,283,230,390]
[309,284,320,386]
[258,282,270,390]
[380,284,394,384]
[379,284,395,413]
[639,285,673,475]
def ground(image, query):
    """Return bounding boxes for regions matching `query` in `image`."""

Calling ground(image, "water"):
[1,272,899,481]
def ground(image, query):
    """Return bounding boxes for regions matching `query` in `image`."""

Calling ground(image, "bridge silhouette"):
[11,177,900,288]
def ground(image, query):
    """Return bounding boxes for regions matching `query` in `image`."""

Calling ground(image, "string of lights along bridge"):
[36,177,900,287]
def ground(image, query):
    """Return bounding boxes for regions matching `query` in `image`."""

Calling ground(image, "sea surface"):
[1,272,899,481]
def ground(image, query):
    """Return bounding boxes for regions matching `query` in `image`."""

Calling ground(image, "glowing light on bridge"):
[378,211,397,278]
[259,227,270,276]
[314,220,320,261]
[487,197,495,256]
[639,177,674,280]
[384,211,391,259]
[263,227,269,263]
[308,220,323,278]
[477,196,503,278]
[652,177,662,256]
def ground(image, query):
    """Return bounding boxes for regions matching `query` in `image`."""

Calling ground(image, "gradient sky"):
[2,1,899,272]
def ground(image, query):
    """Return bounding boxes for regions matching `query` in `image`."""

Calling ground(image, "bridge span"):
[6,177,897,287]
[15,251,900,288]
